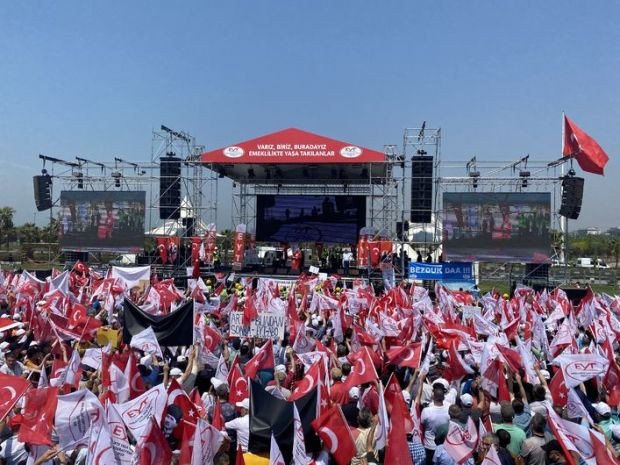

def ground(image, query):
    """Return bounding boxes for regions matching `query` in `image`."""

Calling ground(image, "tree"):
[0,207,15,250]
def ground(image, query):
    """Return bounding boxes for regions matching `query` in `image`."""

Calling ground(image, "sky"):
[1,1,619,230]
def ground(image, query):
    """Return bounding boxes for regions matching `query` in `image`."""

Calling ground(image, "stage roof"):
[201,127,388,183]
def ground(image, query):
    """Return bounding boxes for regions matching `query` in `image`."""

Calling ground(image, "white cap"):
[177,355,187,363]
[170,367,183,377]
[211,377,228,389]
[139,355,152,367]
[595,402,611,416]
[15,329,25,336]
[539,369,551,380]
[275,364,286,374]
[433,378,449,391]
[402,390,411,403]
[349,387,360,400]
[0,341,9,350]
[461,393,474,407]
[610,425,620,440]
[236,398,250,410]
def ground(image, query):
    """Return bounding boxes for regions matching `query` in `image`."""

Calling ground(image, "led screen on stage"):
[59,191,146,252]
[256,195,366,244]
[442,192,551,263]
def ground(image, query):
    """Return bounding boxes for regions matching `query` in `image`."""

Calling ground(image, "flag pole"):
[560,112,569,283]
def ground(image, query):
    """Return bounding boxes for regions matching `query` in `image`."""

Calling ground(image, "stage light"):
[416,149,427,156]
[519,170,530,188]
[74,172,84,189]
[469,171,480,189]
[111,171,122,188]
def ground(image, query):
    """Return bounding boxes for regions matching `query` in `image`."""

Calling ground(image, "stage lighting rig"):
[111,171,122,188]
[519,170,530,188]
[76,157,105,171]
[469,171,480,189]
[39,154,79,168]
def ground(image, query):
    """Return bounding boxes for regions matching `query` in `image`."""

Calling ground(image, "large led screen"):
[256,195,366,244]
[59,191,145,252]
[442,192,551,263]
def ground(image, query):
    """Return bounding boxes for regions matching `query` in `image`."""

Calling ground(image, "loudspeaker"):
[33,174,52,211]
[559,176,584,220]
[525,263,549,280]
[159,155,181,219]
[411,156,433,223]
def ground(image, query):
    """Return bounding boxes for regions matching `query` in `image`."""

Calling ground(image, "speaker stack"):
[559,176,584,220]
[159,154,181,220]
[33,174,53,211]
[411,155,433,223]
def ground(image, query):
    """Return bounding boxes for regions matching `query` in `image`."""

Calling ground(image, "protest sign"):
[229,311,286,339]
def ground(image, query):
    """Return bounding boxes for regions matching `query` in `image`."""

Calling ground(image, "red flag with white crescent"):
[0,373,30,422]
[311,404,356,465]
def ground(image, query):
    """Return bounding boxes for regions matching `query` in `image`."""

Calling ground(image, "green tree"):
[41,218,59,243]
[0,207,15,250]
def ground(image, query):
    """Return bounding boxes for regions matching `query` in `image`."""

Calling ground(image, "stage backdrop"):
[59,191,145,252]
[256,195,366,244]
[442,192,551,263]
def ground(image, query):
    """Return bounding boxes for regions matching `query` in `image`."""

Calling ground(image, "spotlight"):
[469,171,480,189]
[111,171,122,188]
[417,149,427,156]
[519,170,530,188]
[75,172,84,189]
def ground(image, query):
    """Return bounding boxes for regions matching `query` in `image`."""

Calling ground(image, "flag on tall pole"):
[563,114,609,175]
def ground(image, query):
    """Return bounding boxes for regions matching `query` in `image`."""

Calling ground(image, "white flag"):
[191,418,224,465]
[215,354,229,382]
[64,349,82,387]
[292,404,309,465]
[481,444,501,465]
[86,420,117,465]
[117,384,167,441]
[110,364,130,404]
[82,348,103,370]
[558,353,609,388]
[55,390,105,451]
[374,381,389,450]
[269,432,286,465]
[129,326,163,359]
[106,403,134,465]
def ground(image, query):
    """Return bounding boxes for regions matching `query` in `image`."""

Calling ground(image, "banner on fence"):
[408,262,473,281]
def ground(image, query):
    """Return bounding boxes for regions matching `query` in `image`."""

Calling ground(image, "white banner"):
[228,311,286,339]
[110,265,151,292]
[558,353,609,388]
[117,384,167,441]
[55,390,105,451]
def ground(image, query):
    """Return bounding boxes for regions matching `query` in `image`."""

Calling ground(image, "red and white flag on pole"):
[106,403,133,465]
[289,360,321,401]
[481,444,501,465]
[86,421,116,465]
[384,394,414,465]
[344,347,379,388]
[133,416,171,465]
[292,403,310,465]
[311,404,356,465]
[244,339,274,379]
[0,372,30,422]
[191,418,224,465]
[563,114,609,175]
[117,384,167,441]
[557,353,609,388]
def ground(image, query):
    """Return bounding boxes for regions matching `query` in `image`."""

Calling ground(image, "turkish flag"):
[191,237,201,263]
[244,339,274,379]
[383,375,413,433]
[19,387,58,446]
[190,388,207,419]
[387,343,422,368]
[202,324,222,352]
[124,352,146,400]
[235,445,246,465]
[495,343,524,375]
[311,404,356,465]
[212,399,226,431]
[444,340,473,383]
[242,288,258,327]
[228,365,249,404]
[156,237,169,264]
[384,393,414,465]
[137,416,172,465]
[0,373,30,422]
[563,115,609,175]
[344,347,379,389]
[550,369,569,406]
[289,360,321,402]
[589,429,619,465]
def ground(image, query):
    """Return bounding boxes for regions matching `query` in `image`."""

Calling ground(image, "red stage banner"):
[201,128,386,164]
[191,237,201,263]
[233,224,246,268]
[204,223,217,265]
[357,236,368,267]
[156,238,168,264]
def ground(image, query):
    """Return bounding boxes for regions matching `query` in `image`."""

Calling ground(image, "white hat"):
[539,369,551,380]
[15,329,25,336]
[170,367,183,377]
[12,314,21,321]
[461,393,474,407]
[0,341,9,350]
[595,402,611,416]
[177,355,187,363]
[402,390,411,403]
[610,425,620,441]
[433,378,449,391]
[36,301,46,307]
[139,355,152,367]
[275,364,286,374]
[211,377,228,389]
[236,398,250,410]
[349,387,360,400]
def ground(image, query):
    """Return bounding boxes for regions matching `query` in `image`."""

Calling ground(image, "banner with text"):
[408,262,474,281]
[229,311,287,339]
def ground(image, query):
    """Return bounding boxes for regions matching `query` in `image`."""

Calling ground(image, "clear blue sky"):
[1,1,618,229]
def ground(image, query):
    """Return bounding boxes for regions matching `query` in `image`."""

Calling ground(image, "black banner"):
[248,379,320,464]
[122,298,194,347]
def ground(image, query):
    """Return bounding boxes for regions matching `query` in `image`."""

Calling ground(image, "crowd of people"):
[0,262,619,465]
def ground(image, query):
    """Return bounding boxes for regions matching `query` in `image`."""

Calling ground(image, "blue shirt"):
[433,445,474,465]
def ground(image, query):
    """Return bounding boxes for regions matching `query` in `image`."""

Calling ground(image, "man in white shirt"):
[0,435,28,465]
[0,353,25,377]
[421,384,450,463]
[224,398,250,452]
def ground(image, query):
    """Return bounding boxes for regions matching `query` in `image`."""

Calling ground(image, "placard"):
[408,262,473,281]
[461,305,481,321]
[228,311,287,339]
[309,266,320,274]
